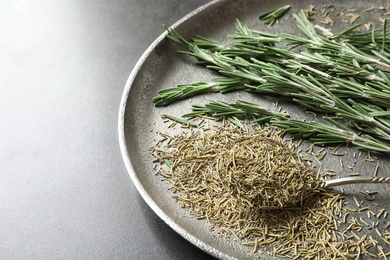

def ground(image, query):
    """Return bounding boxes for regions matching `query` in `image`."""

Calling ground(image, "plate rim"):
[117,1,234,259]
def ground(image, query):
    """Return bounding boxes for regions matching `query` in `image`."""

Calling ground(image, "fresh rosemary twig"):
[258,5,291,25]
[183,99,288,119]
[184,100,390,153]
[161,114,198,127]
[153,82,221,106]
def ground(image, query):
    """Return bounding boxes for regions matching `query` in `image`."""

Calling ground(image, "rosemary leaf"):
[259,5,291,25]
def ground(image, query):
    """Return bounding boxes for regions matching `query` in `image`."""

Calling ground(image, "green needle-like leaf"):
[259,5,291,25]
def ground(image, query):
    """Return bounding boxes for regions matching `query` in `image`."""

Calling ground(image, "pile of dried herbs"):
[152,119,390,258]
[153,121,319,210]
[151,120,354,258]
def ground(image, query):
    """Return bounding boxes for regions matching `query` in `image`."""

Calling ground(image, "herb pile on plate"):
[152,120,349,258]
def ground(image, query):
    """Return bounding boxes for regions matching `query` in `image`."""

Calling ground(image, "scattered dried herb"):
[151,118,390,258]
[152,120,348,258]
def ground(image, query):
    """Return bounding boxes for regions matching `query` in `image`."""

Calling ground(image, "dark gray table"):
[0,0,215,259]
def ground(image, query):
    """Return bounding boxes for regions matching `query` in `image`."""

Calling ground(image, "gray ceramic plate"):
[119,0,390,259]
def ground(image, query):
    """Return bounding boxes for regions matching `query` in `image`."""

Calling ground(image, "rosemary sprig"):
[161,114,198,127]
[153,82,220,106]
[258,5,291,25]
[183,99,288,119]
[184,100,390,153]
[271,118,390,153]
[292,11,390,69]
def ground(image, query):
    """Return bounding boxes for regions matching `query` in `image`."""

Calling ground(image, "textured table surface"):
[0,0,216,259]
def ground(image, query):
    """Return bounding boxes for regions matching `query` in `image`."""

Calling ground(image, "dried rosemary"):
[153,121,319,210]
[151,119,368,258]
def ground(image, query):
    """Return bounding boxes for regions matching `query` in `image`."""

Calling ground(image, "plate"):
[119,0,390,259]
